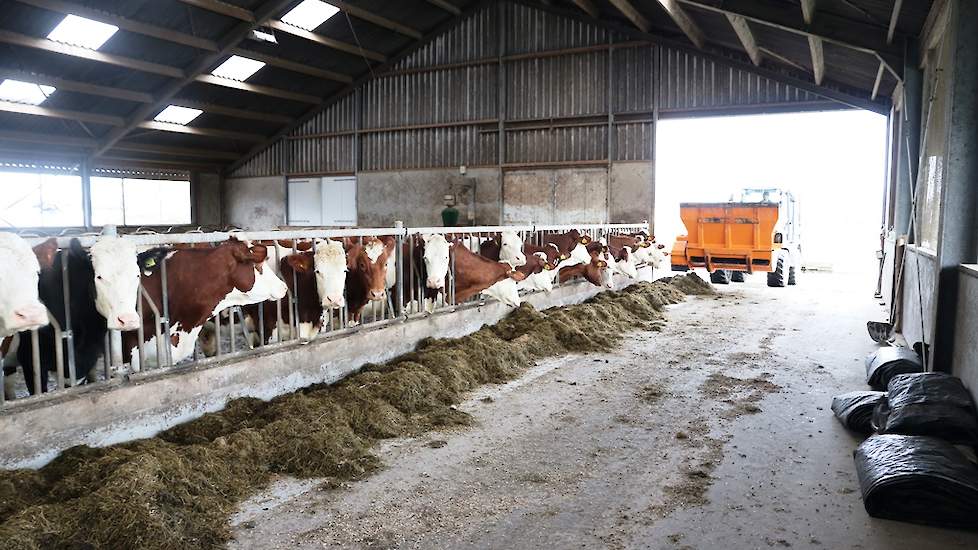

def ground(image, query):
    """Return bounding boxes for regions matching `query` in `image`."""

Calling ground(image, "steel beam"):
[0,100,124,126]
[113,141,242,160]
[426,0,461,16]
[608,0,650,32]
[168,99,293,124]
[570,0,600,18]
[0,129,96,148]
[176,0,255,22]
[886,0,904,44]
[0,67,154,103]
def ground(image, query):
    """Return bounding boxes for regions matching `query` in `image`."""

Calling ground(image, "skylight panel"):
[47,14,119,50]
[281,0,340,31]
[154,105,203,125]
[211,55,266,81]
[0,79,56,105]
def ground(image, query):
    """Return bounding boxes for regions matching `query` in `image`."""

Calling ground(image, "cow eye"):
[96,275,103,280]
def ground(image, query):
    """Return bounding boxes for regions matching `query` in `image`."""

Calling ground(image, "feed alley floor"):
[230,271,978,550]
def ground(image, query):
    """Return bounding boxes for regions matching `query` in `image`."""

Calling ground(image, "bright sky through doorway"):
[655,110,888,273]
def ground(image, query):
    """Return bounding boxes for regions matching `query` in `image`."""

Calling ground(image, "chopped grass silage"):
[0,277,701,550]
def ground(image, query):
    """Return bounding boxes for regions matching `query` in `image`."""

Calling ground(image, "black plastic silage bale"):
[873,372,978,445]
[865,347,922,390]
[831,391,886,435]
[854,434,978,529]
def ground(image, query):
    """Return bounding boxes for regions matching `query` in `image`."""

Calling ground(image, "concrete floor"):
[230,271,978,549]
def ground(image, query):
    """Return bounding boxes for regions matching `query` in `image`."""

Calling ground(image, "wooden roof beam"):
[136,121,267,142]
[15,0,218,51]
[168,99,294,124]
[194,74,321,104]
[676,0,902,79]
[570,0,600,18]
[0,129,96,148]
[0,67,153,103]
[0,29,184,78]
[93,0,299,157]
[267,20,386,62]
[113,141,243,160]
[654,0,705,48]
[176,0,254,22]
[608,0,650,33]
[426,0,461,16]
[326,1,423,40]
[231,48,354,83]
[725,14,761,66]
[0,100,124,126]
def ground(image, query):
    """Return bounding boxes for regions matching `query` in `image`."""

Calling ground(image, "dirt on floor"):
[228,270,978,550]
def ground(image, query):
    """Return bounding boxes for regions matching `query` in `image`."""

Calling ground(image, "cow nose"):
[14,304,47,327]
[323,295,345,309]
[369,289,386,301]
[426,278,444,289]
[113,312,141,331]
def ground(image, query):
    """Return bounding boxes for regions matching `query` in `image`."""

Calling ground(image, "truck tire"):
[730,271,746,283]
[710,270,731,285]
[787,266,797,286]
[767,257,786,287]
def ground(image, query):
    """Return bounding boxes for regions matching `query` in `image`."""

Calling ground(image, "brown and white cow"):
[0,234,54,338]
[559,242,610,287]
[449,243,526,306]
[344,236,396,324]
[124,239,288,371]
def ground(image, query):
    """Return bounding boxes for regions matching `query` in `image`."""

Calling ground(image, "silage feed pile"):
[0,277,703,550]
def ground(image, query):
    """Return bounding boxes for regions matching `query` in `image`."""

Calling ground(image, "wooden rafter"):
[326,1,423,40]
[167,100,293,124]
[0,67,154,103]
[112,142,243,160]
[136,121,266,142]
[267,20,387,63]
[194,74,321,104]
[607,0,650,33]
[426,0,461,16]
[0,29,185,78]
[570,0,600,18]
[654,0,705,48]
[176,0,254,22]
[0,100,124,126]
[15,0,219,51]
[232,48,354,83]
[725,14,760,66]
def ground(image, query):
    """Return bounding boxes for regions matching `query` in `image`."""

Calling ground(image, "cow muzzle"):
[426,277,444,289]
[368,289,386,301]
[109,312,141,331]
[322,295,345,309]
[11,303,48,331]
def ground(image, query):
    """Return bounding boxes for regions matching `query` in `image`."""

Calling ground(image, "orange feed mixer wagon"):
[670,189,801,287]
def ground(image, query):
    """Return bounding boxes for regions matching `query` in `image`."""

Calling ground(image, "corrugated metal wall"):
[230,1,838,178]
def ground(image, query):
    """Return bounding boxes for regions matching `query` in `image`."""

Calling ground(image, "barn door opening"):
[503,168,608,225]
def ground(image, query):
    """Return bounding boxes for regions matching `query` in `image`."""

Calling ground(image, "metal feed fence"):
[0,222,651,406]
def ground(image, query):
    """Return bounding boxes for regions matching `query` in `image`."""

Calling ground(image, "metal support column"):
[496,0,506,224]
[932,0,978,371]
[606,35,614,224]
[80,159,93,229]
[894,39,922,240]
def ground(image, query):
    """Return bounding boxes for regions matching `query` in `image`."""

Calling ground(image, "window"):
[154,105,202,125]
[212,55,265,81]
[281,0,340,31]
[47,14,118,50]
[0,79,56,105]
[91,178,191,226]
[0,172,83,227]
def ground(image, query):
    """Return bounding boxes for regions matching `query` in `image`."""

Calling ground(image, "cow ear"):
[33,238,59,270]
[597,260,608,268]
[421,234,431,243]
[249,244,268,264]
[285,253,310,272]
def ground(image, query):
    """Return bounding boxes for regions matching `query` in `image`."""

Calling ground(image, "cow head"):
[314,239,347,309]
[0,233,48,337]
[88,236,142,331]
[498,231,526,267]
[421,233,451,289]
[483,277,522,308]
[584,249,611,287]
[223,240,288,308]
[360,236,395,301]
[615,246,639,279]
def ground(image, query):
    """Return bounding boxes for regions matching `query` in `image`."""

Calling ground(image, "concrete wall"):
[952,266,978,398]
[357,168,501,227]
[899,245,937,348]
[0,271,650,470]
[610,162,653,223]
[225,175,285,230]
[192,172,222,226]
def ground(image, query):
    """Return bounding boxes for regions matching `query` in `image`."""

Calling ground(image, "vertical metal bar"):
[291,241,300,339]
[51,317,64,390]
[229,306,237,354]
[0,349,4,406]
[215,312,222,357]
[137,284,146,371]
[30,330,42,395]
[258,301,266,345]
[59,247,76,383]
[395,222,404,317]
[160,255,173,367]
[80,159,93,230]
[607,35,615,224]
[103,331,111,381]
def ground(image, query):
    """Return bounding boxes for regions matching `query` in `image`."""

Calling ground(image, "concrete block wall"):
[357,167,502,227]
[224,175,286,230]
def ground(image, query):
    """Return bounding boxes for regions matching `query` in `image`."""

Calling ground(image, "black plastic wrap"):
[874,373,978,445]
[832,391,886,434]
[865,347,923,390]
[854,434,978,529]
